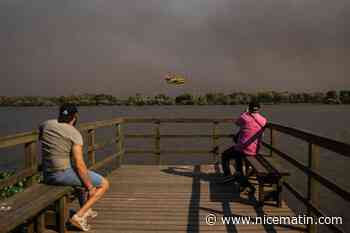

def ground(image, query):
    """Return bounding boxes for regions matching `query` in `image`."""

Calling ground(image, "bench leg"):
[56,196,68,233]
[276,180,283,208]
[35,212,46,233]
[27,222,35,233]
[258,182,265,206]
[243,160,249,176]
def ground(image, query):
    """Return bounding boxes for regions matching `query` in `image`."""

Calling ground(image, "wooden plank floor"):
[66,165,306,233]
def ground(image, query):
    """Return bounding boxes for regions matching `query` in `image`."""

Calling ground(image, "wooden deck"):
[65,164,305,233]
[2,117,347,233]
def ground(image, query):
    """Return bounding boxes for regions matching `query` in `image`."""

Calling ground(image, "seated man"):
[221,101,267,192]
[39,104,109,231]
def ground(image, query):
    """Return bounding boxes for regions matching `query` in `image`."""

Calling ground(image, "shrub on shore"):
[0,90,348,106]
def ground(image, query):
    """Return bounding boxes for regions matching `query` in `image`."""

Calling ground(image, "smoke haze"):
[1,0,349,96]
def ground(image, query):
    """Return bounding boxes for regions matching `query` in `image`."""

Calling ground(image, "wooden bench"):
[244,154,290,207]
[0,183,73,233]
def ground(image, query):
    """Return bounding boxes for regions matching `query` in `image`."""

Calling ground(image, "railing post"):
[270,127,276,157]
[212,121,219,163]
[56,196,67,233]
[35,211,45,233]
[116,123,124,167]
[24,141,37,186]
[155,121,161,165]
[307,143,320,233]
[87,129,96,166]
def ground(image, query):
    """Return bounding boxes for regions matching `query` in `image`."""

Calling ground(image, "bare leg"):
[75,177,109,217]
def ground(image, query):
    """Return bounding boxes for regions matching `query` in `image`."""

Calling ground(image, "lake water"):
[0,105,349,232]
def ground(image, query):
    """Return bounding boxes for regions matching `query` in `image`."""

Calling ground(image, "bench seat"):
[0,183,73,233]
[244,154,290,207]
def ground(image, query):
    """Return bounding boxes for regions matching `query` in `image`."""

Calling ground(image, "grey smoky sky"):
[1,0,349,96]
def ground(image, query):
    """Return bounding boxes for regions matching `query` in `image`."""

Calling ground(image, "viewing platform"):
[65,164,304,233]
[0,118,348,233]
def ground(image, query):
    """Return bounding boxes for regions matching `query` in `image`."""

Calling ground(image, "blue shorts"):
[43,168,103,188]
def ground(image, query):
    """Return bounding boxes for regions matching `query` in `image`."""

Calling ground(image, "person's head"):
[248,101,261,113]
[58,103,79,126]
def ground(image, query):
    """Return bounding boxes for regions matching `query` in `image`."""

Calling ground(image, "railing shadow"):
[162,164,304,233]
[188,165,201,233]
[162,165,240,233]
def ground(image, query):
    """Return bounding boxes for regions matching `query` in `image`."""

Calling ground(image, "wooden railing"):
[123,118,348,233]
[124,118,235,163]
[0,118,125,192]
[0,132,39,190]
[265,123,350,233]
[0,117,349,233]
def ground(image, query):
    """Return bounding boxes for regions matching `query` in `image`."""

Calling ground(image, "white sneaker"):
[69,214,91,231]
[84,209,98,219]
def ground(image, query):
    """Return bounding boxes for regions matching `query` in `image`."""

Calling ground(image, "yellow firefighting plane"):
[164,72,186,85]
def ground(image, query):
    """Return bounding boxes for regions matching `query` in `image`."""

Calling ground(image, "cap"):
[59,103,78,121]
[248,101,261,112]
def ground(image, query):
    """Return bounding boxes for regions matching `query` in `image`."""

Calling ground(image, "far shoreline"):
[0,91,348,106]
[0,103,349,108]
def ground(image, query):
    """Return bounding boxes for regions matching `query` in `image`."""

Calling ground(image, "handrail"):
[121,118,349,233]
[262,142,350,202]
[79,118,124,131]
[0,131,38,149]
[268,123,350,158]
[1,118,348,155]
[0,117,348,233]
[124,118,235,123]
[0,119,125,191]
[125,134,233,138]
[0,118,124,149]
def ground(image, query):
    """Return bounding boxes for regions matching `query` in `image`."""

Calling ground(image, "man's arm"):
[235,112,246,127]
[71,144,94,190]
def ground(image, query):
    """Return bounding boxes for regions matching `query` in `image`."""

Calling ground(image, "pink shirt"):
[234,112,267,156]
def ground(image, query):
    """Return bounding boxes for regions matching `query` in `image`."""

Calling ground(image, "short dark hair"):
[58,103,78,123]
[248,101,261,113]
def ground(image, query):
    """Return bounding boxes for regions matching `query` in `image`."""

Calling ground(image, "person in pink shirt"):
[221,101,267,192]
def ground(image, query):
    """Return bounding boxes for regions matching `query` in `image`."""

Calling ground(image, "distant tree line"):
[0,91,349,106]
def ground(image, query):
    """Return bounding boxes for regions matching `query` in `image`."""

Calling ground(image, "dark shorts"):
[44,168,103,187]
[222,146,246,158]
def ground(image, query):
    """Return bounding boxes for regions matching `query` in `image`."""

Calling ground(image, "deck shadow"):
[162,164,302,233]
